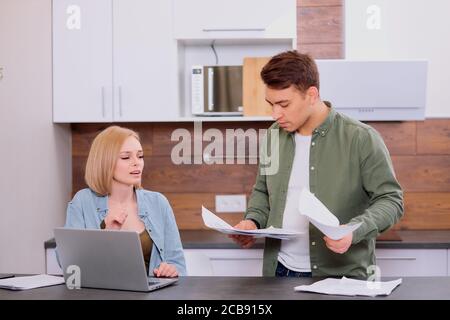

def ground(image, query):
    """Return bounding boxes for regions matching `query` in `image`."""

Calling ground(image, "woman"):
[64,126,186,277]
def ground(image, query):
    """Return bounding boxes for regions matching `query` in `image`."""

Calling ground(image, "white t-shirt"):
[277,133,312,272]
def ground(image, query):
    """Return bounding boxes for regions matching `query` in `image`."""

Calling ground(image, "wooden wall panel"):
[298,6,343,44]
[72,156,87,192]
[297,2,343,59]
[417,120,450,155]
[73,122,450,230]
[165,193,245,230]
[397,193,450,230]
[152,122,271,157]
[143,157,258,194]
[368,122,416,155]
[72,123,153,157]
[298,0,342,7]
[392,156,450,192]
[297,43,343,60]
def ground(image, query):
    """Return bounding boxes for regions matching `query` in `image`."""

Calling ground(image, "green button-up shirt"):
[245,103,404,278]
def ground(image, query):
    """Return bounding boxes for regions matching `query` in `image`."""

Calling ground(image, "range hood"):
[316,60,428,121]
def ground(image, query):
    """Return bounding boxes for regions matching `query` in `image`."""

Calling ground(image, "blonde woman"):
[64,126,186,277]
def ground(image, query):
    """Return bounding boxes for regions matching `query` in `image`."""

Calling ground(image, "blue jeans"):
[275,262,312,278]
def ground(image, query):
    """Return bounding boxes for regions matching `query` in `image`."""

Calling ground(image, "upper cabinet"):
[173,0,296,40]
[53,0,179,123]
[53,0,113,122]
[52,0,296,123]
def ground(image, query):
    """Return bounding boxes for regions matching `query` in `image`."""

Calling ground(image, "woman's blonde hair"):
[85,126,141,196]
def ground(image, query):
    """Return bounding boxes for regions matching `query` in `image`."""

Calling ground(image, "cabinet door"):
[184,249,263,276]
[173,0,296,39]
[375,249,448,277]
[53,0,113,122]
[113,0,179,121]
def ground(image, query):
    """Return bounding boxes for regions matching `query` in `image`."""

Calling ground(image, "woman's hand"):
[104,207,128,230]
[153,262,178,278]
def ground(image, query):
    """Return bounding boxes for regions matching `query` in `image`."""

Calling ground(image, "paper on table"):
[201,206,303,240]
[294,277,402,297]
[298,189,362,240]
[0,274,65,291]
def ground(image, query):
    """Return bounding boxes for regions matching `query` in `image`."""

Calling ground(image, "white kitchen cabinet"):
[53,0,113,122]
[183,248,449,277]
[184,249,263,277]
[375,249,448,277]
[53,0,179,122]
[173,0,296,40]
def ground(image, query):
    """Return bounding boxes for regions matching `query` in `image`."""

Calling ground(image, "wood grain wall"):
[71,0,450,230]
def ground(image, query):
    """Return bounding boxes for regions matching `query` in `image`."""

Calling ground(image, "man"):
[230,50,403,278]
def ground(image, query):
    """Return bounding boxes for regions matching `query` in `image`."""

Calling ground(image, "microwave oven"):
[191,65,243,116]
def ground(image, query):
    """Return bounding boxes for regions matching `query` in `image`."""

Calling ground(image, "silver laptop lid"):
[54,228,152,292]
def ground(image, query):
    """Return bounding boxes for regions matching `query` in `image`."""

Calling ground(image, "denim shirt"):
[63,188,186,276]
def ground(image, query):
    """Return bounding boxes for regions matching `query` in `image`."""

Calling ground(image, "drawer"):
[184,249,263,277]
[375,249,448,277]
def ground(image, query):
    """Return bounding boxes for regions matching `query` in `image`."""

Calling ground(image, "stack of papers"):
[201,206,303,240]
[294,277,402,297]
[298,189,361,240]
[0,274,65,291]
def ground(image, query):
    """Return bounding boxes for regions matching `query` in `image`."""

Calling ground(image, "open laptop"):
[54,228,178,292]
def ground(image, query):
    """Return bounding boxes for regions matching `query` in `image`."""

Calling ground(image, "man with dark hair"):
[230,50,403,278]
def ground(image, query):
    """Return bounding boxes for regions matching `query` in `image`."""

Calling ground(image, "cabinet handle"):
[377,257,417,261]
[204,153,259,161]
[118,86,123,117]
[202,28,266,32]
[101,86,106,118]
[210,258,262,261]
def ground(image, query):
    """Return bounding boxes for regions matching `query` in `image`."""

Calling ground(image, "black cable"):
[211,40,219,65]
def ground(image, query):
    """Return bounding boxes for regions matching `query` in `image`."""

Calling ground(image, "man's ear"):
[306,86,319,104]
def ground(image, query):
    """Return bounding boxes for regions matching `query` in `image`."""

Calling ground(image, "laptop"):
[54,228,178,292]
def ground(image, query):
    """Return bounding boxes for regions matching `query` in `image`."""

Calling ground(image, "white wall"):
[0,0,72,273]
[345,0,450,118]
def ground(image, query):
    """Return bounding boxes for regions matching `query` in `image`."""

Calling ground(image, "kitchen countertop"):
[1,276,450,300]
[45,230,450,250]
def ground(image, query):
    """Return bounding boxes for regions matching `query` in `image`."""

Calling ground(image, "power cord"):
[210,40,219,65]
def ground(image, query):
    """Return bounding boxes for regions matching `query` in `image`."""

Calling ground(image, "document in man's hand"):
[294,277,402,297]
[0,274,65,290]
[298,189,362,240]
[201,206,303,240]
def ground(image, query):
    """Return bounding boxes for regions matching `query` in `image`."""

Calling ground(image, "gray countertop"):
[45,230,450,250]
[1,276,450,300]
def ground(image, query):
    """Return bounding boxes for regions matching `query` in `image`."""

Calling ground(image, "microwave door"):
[211,66,243,113]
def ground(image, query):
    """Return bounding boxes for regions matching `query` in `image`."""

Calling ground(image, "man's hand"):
[228,220,257,249]
[153,262,178,278]
[323,231,353,254]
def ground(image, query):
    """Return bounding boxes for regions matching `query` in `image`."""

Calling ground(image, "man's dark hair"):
[260,50,320,93]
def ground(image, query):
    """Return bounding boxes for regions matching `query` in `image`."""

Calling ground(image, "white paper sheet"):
[0,274,65,291]
[294,277,402,297]
[201,206,303,240]
[298,189,362,240]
